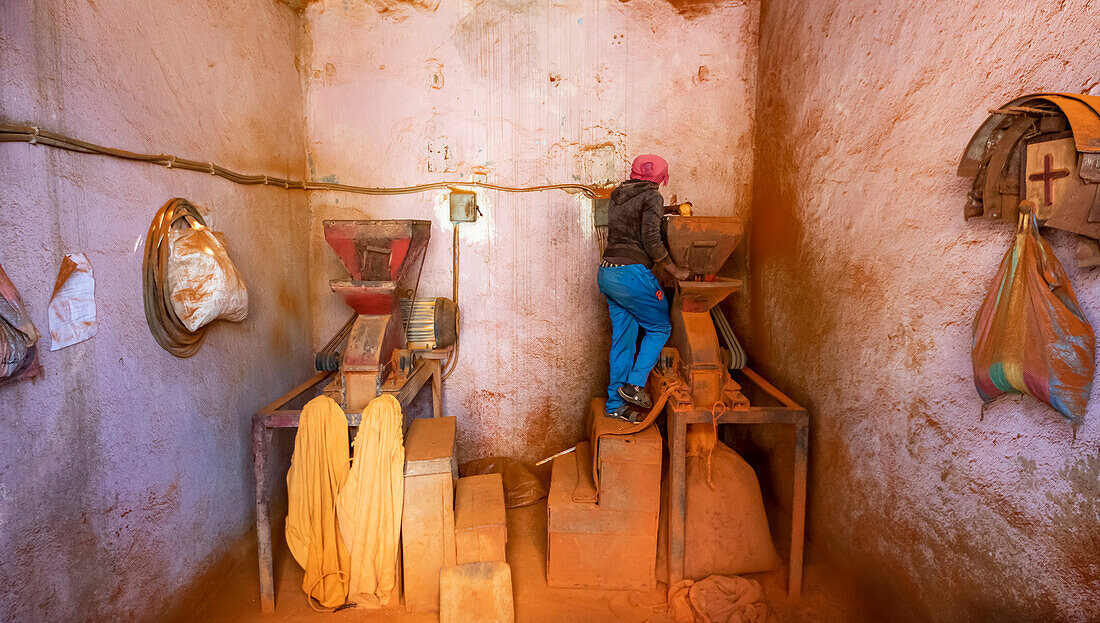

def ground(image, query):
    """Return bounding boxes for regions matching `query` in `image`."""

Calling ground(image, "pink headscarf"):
[630,154,669,186]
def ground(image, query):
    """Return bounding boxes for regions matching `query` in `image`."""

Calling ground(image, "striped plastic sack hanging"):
[972,211,1095,424]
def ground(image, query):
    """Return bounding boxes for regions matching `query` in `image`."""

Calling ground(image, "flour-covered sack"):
[165,224,248,332]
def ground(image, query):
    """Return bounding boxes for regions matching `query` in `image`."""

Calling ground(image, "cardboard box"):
[547,532,658,590]
[594,427,662,511]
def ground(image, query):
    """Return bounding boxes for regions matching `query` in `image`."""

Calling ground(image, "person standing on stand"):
[598,154,690,421]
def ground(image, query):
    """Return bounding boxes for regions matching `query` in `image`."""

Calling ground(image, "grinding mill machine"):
[319,219,457,412]
[653,215,809,595]
[659,216,749,410]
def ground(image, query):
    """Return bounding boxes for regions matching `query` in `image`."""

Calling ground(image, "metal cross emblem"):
[1028,153,1071,206]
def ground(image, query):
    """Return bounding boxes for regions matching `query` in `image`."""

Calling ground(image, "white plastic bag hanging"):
[49,253,97,350]
[165,222,248,332]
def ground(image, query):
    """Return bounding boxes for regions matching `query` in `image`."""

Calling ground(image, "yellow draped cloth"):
[285,395,351,608]
[336,394,405,607]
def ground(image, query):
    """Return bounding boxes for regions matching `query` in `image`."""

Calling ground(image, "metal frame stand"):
[665,367,808,598]
[251,358,443,613]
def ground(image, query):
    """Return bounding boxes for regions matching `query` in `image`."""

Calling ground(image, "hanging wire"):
[0,123,598,198]
[442,224,461,381]
[6,122,608,372]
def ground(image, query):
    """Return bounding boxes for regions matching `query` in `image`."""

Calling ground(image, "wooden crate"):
[405,415,458,479]
[402,416,458,613]
[546,450,658,590]
[440,561,514,623]
[595,426,662,511]
[454,473,507,564]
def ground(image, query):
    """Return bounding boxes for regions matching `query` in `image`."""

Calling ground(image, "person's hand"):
[665,263,690,281]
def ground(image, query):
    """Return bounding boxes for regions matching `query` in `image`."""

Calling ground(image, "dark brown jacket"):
[602,179,670,268]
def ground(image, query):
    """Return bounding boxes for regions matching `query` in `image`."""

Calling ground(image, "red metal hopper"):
[664,216,744,276]
[323,219,432,412]
[324,219,432,314]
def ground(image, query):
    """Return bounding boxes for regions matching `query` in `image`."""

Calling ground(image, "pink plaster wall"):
[0,1,310,620]
[301,0,760,463]
[750,1,1100,620]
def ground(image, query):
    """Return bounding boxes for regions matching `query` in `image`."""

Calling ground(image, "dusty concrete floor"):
[182,501,879,623]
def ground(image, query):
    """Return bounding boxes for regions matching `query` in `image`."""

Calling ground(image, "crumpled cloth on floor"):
[286,395,351,608]
[668,575,769,623]
[336,394,405,608]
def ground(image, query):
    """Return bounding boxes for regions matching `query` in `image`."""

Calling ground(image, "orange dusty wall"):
[750,1,1100,620]
[302,0,760,463]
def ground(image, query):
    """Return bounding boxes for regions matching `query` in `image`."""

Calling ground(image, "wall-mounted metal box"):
[449,189,478,223]
[592,196,610,227]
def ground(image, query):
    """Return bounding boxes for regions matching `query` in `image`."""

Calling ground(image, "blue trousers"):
[598,264,671,412]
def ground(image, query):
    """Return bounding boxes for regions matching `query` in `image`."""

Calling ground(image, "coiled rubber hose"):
[142,198,207,357]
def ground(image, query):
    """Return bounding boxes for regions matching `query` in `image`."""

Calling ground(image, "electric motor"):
[401,297,458,350]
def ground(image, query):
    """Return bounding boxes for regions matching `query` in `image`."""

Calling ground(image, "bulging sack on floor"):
[336,394,405,608]
[166,223,248,332]
[286,395,351,609]
[659,430,781,581]
[972,211,1095,423]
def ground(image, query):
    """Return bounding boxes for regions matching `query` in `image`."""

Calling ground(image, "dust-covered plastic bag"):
[0,263,41,383]
[166,223,248,332]
[972,211,1095,423]
[459,456,546,508]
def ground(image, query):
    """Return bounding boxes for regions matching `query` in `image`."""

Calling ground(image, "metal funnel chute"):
[322,219,432,412]
[677,280,742,314]
[324,219,431,282]
[662,215,747,408]
[325,220,431,315]
[664,216,743,276]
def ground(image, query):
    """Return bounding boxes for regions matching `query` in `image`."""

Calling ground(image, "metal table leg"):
[789,421,808,597]
[668,410,687,585]
[431,359,443,419]
[252,418,275,613]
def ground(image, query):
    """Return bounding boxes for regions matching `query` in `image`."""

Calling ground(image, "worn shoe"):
[605,404,638,423]
[617,384,652,410]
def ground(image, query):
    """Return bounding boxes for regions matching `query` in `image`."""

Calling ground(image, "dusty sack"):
[668,575,768,623]
[48,253,97,350]
[336,395,405,608]
[658,433,781,581]
[972,212,1095,423]
[166,224,247,332]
